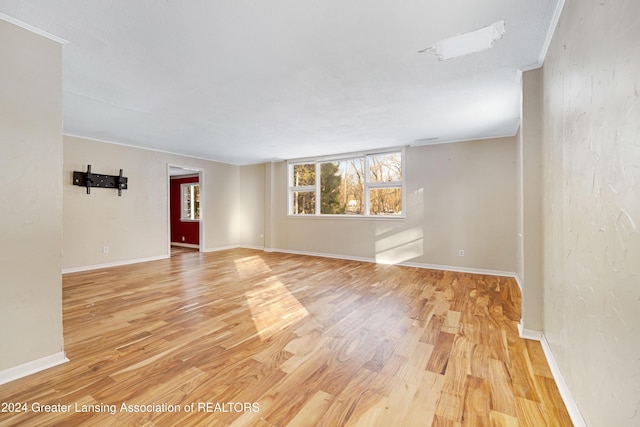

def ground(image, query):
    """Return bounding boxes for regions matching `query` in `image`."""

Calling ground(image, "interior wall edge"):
[537,0,567,66]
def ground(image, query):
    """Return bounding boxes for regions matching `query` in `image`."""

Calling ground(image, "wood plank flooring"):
[0,249,572,426]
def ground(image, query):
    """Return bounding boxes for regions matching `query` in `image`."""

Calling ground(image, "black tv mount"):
[73,165,128,196]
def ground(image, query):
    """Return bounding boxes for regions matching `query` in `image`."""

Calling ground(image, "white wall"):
[237,163,266,248]
[0,19,64,370]
[63,136,240,269]
[518,69,544,332]
[541,0,640,425]
[268,137,518,273]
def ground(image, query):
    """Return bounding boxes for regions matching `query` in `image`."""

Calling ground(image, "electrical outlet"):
[182,236,185,241]
[459,249,464,257]
[103,246,109,254]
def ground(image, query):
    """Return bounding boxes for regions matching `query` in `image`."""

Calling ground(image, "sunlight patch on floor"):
[234,255,272,278]
[244,277,309,340]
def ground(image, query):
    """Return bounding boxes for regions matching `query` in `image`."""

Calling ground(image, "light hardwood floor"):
[0,249,572,426]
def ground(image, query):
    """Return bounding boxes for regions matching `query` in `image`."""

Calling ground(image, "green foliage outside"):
[320,162,344,214]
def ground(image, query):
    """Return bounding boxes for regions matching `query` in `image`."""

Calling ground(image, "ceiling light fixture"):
[420,20,506,60]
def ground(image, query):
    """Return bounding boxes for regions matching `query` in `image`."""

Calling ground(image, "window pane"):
[319,160,364,214]
[320,162,342,214]
[193,184,200,219]
[369,188,402,216]
[293,191,315,214]
[293,163,315,186]
[182,185,192,219]
[181,183,200,220]
[369,152,402,182]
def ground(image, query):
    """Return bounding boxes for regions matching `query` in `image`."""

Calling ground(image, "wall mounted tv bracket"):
[73,165,128,196]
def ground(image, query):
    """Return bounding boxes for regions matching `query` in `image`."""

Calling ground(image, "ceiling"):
[0,1,561,165]
[169,166,200,177]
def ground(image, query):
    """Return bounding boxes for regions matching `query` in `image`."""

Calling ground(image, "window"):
[291,163,316,214]
[367,152,403,216]
[288,149,404,217]
[181,183,200,221]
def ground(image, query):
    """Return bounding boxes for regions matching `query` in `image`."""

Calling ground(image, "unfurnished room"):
[1,1,638,426]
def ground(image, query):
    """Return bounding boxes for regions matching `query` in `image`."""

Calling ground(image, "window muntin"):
[181,183,200,221]
[289,150,404,218]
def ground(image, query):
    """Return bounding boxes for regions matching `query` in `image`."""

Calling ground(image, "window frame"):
[180,182,201,222]
[287,147,405,219]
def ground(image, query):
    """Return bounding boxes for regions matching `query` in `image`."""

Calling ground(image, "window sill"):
[287,214,406,221]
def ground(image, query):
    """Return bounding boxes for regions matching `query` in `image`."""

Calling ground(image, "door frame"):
[167,163,205,253]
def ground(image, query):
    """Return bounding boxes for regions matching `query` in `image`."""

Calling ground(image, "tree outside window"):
[289,150,403,217]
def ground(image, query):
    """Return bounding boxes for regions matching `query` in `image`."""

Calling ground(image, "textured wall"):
[541,0,640,425]
[0,19,64,370]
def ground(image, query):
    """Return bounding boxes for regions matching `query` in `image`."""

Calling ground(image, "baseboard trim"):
[394,260,515,278]
[62,255,169,274]
[203,244,241,253]
[239,244,266,251]
[268,248,517,278]
[518,323,543,341]
[513,274,523,292]
[0,352,69,385]
[271,248,372,264]
[518,325,585,426]
[538,334,587,427]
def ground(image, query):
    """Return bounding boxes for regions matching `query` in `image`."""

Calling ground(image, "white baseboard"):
[394,259,516,278]
[62,246,259,272]
[538,334,587,427]
[0,352,69,385]
[204,244,265,253]
[239,244,266,251]
[203,244,241,253]
[270,247,396,264]
[514,274,524,292]
[62,255,169,274]
[170,242,199,249]
[518,323,543,341]
[518,325,585,426]
[268,247,517,278]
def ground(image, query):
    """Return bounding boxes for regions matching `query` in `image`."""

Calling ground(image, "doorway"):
[168,164,204,254]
